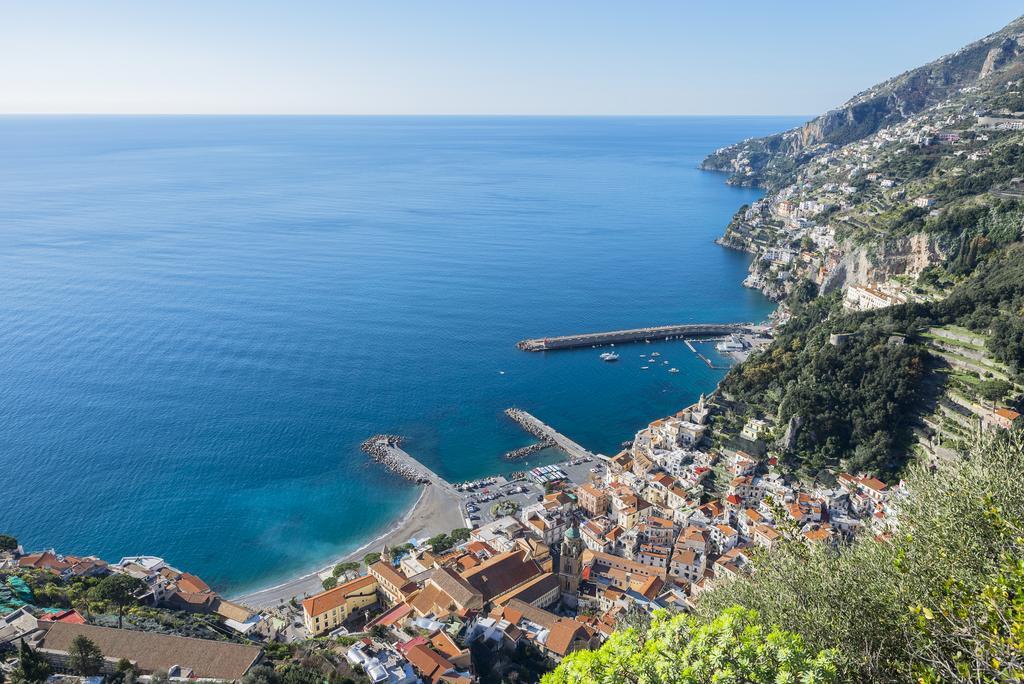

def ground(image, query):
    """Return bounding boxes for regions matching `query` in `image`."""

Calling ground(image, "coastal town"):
[11,357,1020,682]
[5,84,1024,684]
[4,14,1024,684]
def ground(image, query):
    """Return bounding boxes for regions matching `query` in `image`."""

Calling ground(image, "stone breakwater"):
[504,439,555,461]
[360,434,431,484]
[505,407,604,461]
[504,408,548,441]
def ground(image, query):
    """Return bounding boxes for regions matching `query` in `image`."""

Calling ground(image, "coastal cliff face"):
[707,14,1024,308]
[701,16,1024,189]
[821,234,946,294]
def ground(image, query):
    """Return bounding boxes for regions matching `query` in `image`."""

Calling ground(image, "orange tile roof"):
[803,527,833,543]
[859,477,887,492]
[743,508,764,523]
[177,573,211,594]
[545,620,594,657]
[673,549,697,565]
[302,574,377,617]
[407,643,455,683]
[370,560,411,589]
[461,550,541,601]
[18,551,71,572]
[429,630,466,660]
[995,407,1021,421]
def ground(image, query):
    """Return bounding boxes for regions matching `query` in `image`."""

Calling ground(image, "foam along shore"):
[233,449,464,609]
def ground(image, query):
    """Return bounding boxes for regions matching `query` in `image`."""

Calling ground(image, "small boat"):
[639,354,646,358]
[600,352,619,362]
[499,371,506,375]
[669,368,679,373]
[651,352,661,357]
[641,366,649,370]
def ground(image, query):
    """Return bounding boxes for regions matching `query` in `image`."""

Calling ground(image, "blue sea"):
[0,116,798,593]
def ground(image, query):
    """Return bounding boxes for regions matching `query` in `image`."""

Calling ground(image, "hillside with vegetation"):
[716,239,1024,483]
[546,15,1024,684]
[701,16,1024,188]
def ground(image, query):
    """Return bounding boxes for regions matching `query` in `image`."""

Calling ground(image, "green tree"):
[68,635,104,676]
[544,606,840,684]
[332,561,360,578]
[362,552,381,566]
[426,534,453,553]
[241,665,280,684]
[449,528,472,543]
[109,658,138,684]
[321,576,338,591]
[9,642,52,684]
[93,573,145,629]
[910,492,1024,683]
[697,433,1024,681]
[977,379,1012,403]
[389,543,414,561]
[0,534,17,552]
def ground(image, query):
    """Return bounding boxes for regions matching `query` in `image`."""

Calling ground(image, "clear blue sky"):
[3,1,1021,115]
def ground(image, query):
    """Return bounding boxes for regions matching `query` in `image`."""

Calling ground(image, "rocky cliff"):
[702,15,1024,188]
[821,234,947,293]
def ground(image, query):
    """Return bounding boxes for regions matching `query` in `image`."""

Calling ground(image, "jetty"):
[504,439,555,461]
[504,408,606,461]
[516,322,753,352]
[684,338,732,370]
[361,435,456,492]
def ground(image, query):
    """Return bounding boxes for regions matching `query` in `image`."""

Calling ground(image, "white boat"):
[641,366,649,370]
[600,352,619,362]
[650,352,660,357]
[669,368,679,373]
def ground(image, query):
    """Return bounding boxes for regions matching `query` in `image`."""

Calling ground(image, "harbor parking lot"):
[456,453,606,527]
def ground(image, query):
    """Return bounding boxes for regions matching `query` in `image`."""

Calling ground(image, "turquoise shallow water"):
[0,116,798,593]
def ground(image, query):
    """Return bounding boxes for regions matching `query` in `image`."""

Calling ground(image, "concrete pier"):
[505,408,607,461]
[516,322,753,352]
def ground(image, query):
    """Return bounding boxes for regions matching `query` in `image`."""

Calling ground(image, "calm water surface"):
[0,116,799,592]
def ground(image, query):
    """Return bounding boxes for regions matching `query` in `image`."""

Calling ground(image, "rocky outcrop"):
[821,234,947,293]
[980,35,1024,79]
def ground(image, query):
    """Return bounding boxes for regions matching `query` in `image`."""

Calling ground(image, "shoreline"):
[207,146,775,611]
[234,480,464,609]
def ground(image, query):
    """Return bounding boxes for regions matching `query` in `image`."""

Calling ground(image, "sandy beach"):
[234,480,465,609]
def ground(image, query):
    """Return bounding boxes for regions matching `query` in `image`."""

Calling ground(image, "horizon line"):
[0,112,812,119]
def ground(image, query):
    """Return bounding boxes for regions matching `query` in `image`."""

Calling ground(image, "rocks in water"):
[360,434,430,484]
[504,439,555,461]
